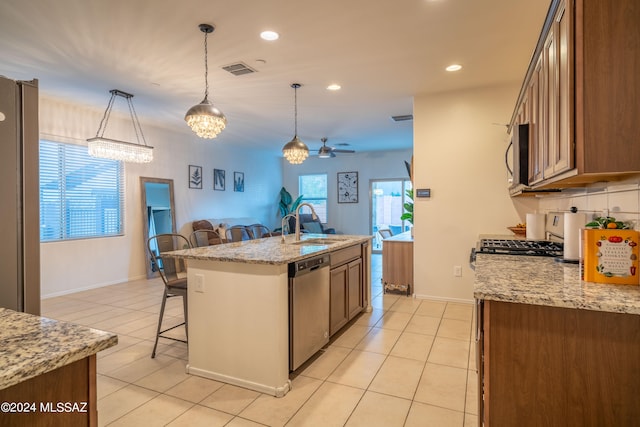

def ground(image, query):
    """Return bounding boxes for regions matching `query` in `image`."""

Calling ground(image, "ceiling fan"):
[316,137,355,158]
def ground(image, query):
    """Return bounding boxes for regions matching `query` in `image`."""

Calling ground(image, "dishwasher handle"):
[288,255,330,277]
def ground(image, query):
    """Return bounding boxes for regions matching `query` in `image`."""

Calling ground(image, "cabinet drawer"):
[330,244,361,267]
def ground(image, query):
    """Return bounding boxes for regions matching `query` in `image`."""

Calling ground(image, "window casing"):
[39,140,124,241]
[298,174,328,223]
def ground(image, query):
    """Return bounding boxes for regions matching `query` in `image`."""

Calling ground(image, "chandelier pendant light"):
[185,23,227,139]
[87,89,153,163]
[282,83,309,164]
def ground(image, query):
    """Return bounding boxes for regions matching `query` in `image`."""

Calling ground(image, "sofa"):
[287,213,336,234]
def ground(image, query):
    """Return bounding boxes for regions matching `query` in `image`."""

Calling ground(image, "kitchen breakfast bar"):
[167,233,371,397]
[474,252,640,426]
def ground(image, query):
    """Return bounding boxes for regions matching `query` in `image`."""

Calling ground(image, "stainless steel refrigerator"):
[0,75,40,315]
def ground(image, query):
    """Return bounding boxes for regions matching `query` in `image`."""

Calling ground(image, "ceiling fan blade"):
[331,149,355,153]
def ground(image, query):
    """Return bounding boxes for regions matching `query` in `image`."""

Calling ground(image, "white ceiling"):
[0,0,549,155]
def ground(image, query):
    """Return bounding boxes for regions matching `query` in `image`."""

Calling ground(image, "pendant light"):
[87,89,153,163]
[185,23,227,139]
[282,83,309,164]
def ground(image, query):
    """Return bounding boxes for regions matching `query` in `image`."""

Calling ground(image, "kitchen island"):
[474,253,640,426]
[168,233,371,397]
[0,307,117,426]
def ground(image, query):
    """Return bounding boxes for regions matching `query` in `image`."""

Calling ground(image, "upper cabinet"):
[509,0,640,195]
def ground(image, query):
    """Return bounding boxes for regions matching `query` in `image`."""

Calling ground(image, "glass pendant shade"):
[186,23,226,139]
[282,135,309,164]
[282,83,309,164]
[87,89,153,164]
[185,98,227,139]
[88,137,153,163]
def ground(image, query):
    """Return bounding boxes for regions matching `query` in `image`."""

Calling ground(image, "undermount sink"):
[287,237,348,246]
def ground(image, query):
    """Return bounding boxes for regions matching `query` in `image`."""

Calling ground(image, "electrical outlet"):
[453,265,462,277]
[194,274,205,293]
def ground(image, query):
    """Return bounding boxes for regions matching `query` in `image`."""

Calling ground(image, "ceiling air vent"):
[391,114,413,122]
[222,62,257,76]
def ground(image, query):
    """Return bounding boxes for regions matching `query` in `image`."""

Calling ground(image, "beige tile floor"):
[41,254,478,427]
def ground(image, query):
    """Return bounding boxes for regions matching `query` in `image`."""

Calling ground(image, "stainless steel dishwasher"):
[289,254,330,371]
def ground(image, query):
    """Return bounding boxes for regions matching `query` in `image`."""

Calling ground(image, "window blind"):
[39,140,124,241]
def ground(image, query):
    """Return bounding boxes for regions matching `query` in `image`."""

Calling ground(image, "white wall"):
[39,96,282,297]
[282,149,413,235]
[413,84,538,302]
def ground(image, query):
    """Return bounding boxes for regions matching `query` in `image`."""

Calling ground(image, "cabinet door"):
[554,0,572,174]
[347,258,363,319]
[329,264,349,336]
[543,0,572,180]
[529,56,544,185]
[542,24,557,179]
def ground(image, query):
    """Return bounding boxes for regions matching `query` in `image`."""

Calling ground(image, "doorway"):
[370,179,412,253]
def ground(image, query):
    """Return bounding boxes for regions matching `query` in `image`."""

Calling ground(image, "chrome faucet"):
[295,203,319,241]
[281,213,296,243]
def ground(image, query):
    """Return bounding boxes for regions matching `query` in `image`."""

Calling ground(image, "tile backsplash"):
[536,178,640,230]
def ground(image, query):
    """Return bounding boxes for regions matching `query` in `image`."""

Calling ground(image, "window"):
[298,174,327,223]
[39,140,124,241]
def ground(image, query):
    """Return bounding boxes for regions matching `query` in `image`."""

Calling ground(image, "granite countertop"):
[0,308,118,390]
[473,253,640,315]
[167,233,372,265]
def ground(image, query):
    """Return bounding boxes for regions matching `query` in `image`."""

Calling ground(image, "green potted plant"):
[279,187,303,218]
[276,187,303,232]
[400,189,414,225]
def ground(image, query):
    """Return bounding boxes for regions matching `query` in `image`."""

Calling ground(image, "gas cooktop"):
[477,238,563,257]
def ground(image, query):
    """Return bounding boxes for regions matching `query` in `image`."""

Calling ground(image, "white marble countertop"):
[167,233,372,265]
[473,253,640,315]
[0,308,118,390]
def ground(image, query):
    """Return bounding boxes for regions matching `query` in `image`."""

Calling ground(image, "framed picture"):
[189,165,203,189]
[214,169,225,191]
[337,171,358,203]
[234,172,244,192]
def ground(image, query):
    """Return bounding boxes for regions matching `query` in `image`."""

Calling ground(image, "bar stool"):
[147,233,190,358]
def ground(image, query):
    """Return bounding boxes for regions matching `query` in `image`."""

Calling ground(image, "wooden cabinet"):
[477,300,640,426]
[541,0,572,181]
[347,258,363,318]
[524,0,572,187]
[382,231,413,295]
[329,244,364,336]
[0,355,98,427]
[510,0,640,193]
[329,264,349,335]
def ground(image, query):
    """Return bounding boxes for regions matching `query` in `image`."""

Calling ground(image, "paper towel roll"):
[564,212,586,261]
[526,213,546,240]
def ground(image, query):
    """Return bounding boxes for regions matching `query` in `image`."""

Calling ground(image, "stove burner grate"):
[478,239,563,257]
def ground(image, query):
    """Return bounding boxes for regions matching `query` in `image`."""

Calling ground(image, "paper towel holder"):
[554,208,584,264]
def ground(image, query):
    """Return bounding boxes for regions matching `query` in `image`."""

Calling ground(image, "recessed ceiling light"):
[327,84,341,91]
[260,30,279,41]
[446,64,462,72]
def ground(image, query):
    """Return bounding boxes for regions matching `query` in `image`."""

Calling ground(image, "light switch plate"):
[194,274,205,293]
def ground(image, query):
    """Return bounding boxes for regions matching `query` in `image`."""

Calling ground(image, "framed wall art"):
[189,165,203,189]
[234,171,245,192]
[337,171,358,203]
[214,169,225,191]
